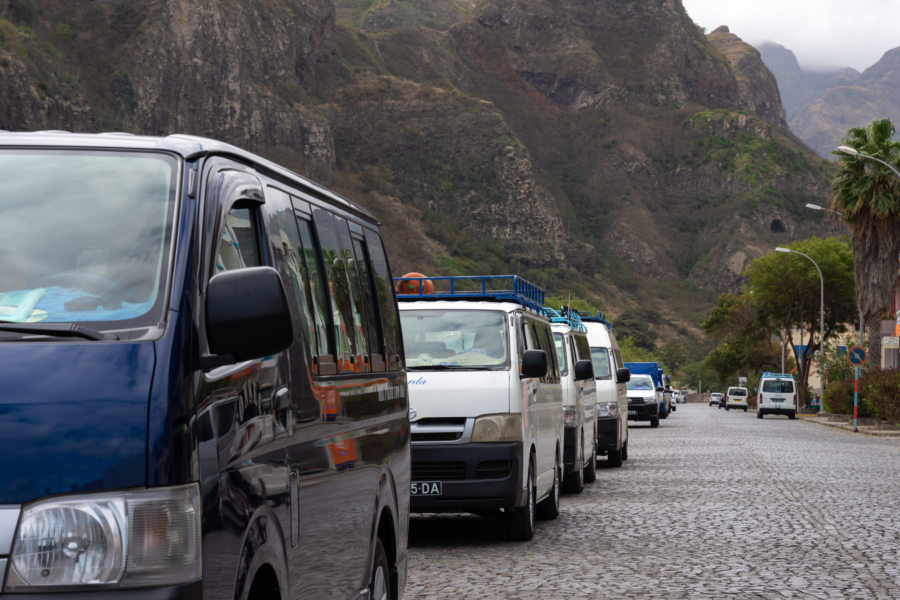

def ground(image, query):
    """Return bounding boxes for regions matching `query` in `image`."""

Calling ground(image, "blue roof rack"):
[393,275,546,314]
[545,306,587,332]
[761,372,794,379]
[578,310,613,330]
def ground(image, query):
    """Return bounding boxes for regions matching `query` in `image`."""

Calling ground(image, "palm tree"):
[831,118,900,363]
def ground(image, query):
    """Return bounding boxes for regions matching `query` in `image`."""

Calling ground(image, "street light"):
[804,202,844,217]
[835,145,900,181]
[775,246,824,413]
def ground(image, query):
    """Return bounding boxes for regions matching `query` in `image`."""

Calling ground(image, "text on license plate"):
[772,398,784,403]
[628,410,637,416]
[411,481,442,496]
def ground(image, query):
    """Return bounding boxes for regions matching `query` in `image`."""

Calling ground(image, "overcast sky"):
[681,0,900,72]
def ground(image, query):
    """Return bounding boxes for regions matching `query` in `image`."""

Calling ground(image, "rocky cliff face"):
[0,0,831,330]
[759,41,900,158]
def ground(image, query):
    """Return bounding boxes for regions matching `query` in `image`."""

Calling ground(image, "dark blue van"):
[0,132,409,599]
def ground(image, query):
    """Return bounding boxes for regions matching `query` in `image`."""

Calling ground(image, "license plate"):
[411,481,442,496]
[772,398,784,403]
[628,410,637,416]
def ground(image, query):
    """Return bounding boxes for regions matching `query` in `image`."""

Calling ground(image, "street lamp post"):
[775,247,825,414]
[835,145,900,180]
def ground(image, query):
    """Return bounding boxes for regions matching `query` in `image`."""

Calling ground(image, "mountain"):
[759,41,900,158]
[0,0,833,342]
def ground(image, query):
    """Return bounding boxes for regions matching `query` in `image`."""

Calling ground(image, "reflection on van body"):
[0,132,409,599]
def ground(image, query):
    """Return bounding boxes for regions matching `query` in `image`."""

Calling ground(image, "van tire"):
[757,411,763,419]
[584,447,597,483]
[537,455,560,520]
[607,446,623,468]
[368,539,391,600]
[650,417,659,428]
[622,441,628,461]
[788,411,796,420]
[563,440,585,494]
[744,407,748,412]
[504,461,535,541]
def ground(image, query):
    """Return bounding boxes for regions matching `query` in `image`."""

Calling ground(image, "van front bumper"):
[410,442,523,512]
[0,582,202,599]
[627,402,659,421]
[596,417,622,453]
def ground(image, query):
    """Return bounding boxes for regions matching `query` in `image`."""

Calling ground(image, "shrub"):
[823,379,854,414]
[862,368,900,422]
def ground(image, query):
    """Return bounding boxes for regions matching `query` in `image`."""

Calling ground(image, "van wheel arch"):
[375,507,399,599]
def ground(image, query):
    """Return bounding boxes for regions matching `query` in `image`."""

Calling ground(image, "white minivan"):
[757,372,797,419]
[582,313,630,467]
[549,311,598,493]
[725,386,749,411]
[397,275,564,541]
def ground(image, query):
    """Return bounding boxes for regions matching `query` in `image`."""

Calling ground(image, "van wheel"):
[368,539,391,600]
[757,411,763,419]
[536,455,560,520]
[504,461,535,541]
[622,441,628,461]
[744,407,748,412]
[789,411,796,420]
[607,446,623,468]
[650,417,659,428]
[584,446,597,484]
[563,441,585,494]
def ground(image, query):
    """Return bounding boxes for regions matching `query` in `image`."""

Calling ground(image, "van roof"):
[397,299,543,317]
[394,275,545,314]
[0,130,373,221]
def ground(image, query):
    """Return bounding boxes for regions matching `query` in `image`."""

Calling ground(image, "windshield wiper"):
[0,321,119,341]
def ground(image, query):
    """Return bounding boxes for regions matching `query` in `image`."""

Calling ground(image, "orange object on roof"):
[397,272,434,295]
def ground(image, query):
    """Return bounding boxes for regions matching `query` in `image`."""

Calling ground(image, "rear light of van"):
[759,393,762,403]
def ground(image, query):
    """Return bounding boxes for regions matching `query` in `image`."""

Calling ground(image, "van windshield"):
[0,150,176,330]
[400,309,508,369]
[762,380,794,393]
[627,375,654,391]
[590,347,612,380]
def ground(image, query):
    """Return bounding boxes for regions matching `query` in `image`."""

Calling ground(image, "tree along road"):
[405,403,900,599]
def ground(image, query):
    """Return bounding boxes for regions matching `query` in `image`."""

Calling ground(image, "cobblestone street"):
[406,404,900,599]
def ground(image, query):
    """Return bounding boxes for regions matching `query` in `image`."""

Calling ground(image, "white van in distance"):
[757,372,797,419]
[397,275,564,541]
[725,386,749,411]
[582,313,630,466]
[548,309,597,493]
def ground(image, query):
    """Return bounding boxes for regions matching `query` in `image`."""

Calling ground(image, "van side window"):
[537,322,560,383]
[364,230,403,371]
[612,348,624,371]
[266,191,317,354]
[351,237,386,372]
[573,335,591,362]
[334,219,369,372]
[295,215,335,374]
[312,208,359,374]
[552,332,567,376]
[215,206,261,272]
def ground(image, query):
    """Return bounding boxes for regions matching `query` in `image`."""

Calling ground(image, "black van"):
[0,132,409,599]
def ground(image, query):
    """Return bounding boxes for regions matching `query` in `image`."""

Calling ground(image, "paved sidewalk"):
[798,412,900,436]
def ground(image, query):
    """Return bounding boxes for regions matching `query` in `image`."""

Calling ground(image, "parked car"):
[709,392,724,406]
[549,309,597,492]
[626,374,660,427]
[397,275,564,541]
[0,131,409,599]
[725,386,749,411]
[758,372,798,419]
[582,312,630,466]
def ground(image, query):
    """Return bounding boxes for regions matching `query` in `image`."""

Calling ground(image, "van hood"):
[407,370,512,418]
[0,341,154,504]
[627,389,657,400]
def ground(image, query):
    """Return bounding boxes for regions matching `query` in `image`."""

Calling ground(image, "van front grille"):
[410,418,467,443]
[412,461,466,480]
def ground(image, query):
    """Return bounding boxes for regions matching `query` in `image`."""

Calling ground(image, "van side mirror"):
[521,349,547,378]
[204,267,293,368]
[574,359,593,381]
[616,368,630,383]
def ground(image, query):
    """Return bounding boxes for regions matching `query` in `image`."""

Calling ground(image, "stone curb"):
[797,414,900,437]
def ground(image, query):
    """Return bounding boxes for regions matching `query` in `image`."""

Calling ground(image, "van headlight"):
[597,401,618,418]
[6,484,201,591]
[645,396,657,404]
[471,414,522,442]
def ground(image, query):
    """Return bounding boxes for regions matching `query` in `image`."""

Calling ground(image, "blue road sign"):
[848,346,867,365]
